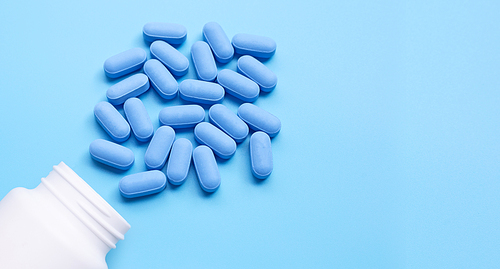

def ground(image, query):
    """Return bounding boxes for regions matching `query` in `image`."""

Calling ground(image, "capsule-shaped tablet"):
[106,73,150,105]
[144,126,175,170]
[166,138,192,185]
[216,69,259,102]
[191,41,217,81]
[158,105,205,129]
[193,146,220,192]
[208,104,248,143]
[89,139,134,170]
[143,22,187,44]
[123,98,153,142]
[119,170,167,198]
[143,59,178,99]
[194,122,236,159]
[94,101,130,143]
[237,103,281,137]
[202,22,233,63]
[237,55,277,92]
[250,132,273,179]
[150,40,189,77]
[179,79,224,105]
[103,48,147,78]
[232,33,276,59]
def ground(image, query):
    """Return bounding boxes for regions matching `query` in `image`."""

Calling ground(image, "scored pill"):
[202,22,234,63]
[94,101,130,143]
[193,145,221,193]
[237,103,281,137]
[208,104,248,143]
[123,98,153,142]
[231,33,276,59]
[194,122,236,159]
[179,79,224,105]
[191,41,217,81]
[217,69,259,102]
[166,138,193,185]
[237,55,277,92]
[250,131,273,179]
[119,170,167,198]
[150,40,189,77]
[144,126,175,170]
[106,73,150,105]
[142,22,187,45]
[103,48,147,78]
[159,105,205,129]
[143,59,178,100]
[89,139,134,170]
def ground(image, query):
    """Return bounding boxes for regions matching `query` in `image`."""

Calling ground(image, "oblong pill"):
[89,139,134,170]
[250,131,273,179]
[103,48,147,78]
[191,41,217,81]
[119,170,166,198]
[94,101,130,143]
[106,73,150,105]
[158,105,205,129]
[179,79,224,105]
[193,146,220,192]
[237,103,281,137]
[208,104,248,143]
[144,126,175,170]
[194,122,236,159]
[202,22,233,63]
[143,22,187,44]
[237,55,277,92]
[166,138,192,185]
[232,33,276,59]
[143,59,178,99]
[150,40,189,77]
[216,69,259,102]
[123,98,153,142]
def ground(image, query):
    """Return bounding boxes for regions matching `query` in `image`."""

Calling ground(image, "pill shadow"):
[102,69,145,84]
[233,52,272,64]
[118,190,165,203]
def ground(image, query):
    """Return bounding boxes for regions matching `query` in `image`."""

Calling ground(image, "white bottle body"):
[0,162,130,269]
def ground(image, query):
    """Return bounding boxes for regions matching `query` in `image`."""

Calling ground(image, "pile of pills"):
[89,22,281,198]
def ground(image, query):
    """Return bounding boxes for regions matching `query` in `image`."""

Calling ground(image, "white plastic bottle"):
[0,162,130,269]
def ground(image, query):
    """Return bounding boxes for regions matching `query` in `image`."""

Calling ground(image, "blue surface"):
[0,0,499,268]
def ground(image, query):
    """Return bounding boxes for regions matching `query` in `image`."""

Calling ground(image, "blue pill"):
[237,55,277,92]
[159,105,205,129]
[208,104,248,143]
[232,33,276,59]
[166,138,193,185]
[191,41,217,81]
[144,126,175,170]
[150,40,189,77]
[103,48,147,78]
[179,79,224,105]
[123,98,153,142]
[250,131,273,179]
[237,103,281,137]
[89,139,134,170]
[203,22,233,63]
[193,145,220,193]
[143,22,187,44]
[194,122,236,159]
[143,59,178,99]
[106,73,150,105]
[119,170,167,198]
[94,101,130,143]
[216,69,259,102]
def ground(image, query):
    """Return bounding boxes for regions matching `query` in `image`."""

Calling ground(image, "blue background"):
[1,0,499,268]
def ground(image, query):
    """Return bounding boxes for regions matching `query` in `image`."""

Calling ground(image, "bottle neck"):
[39,162,130,251]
